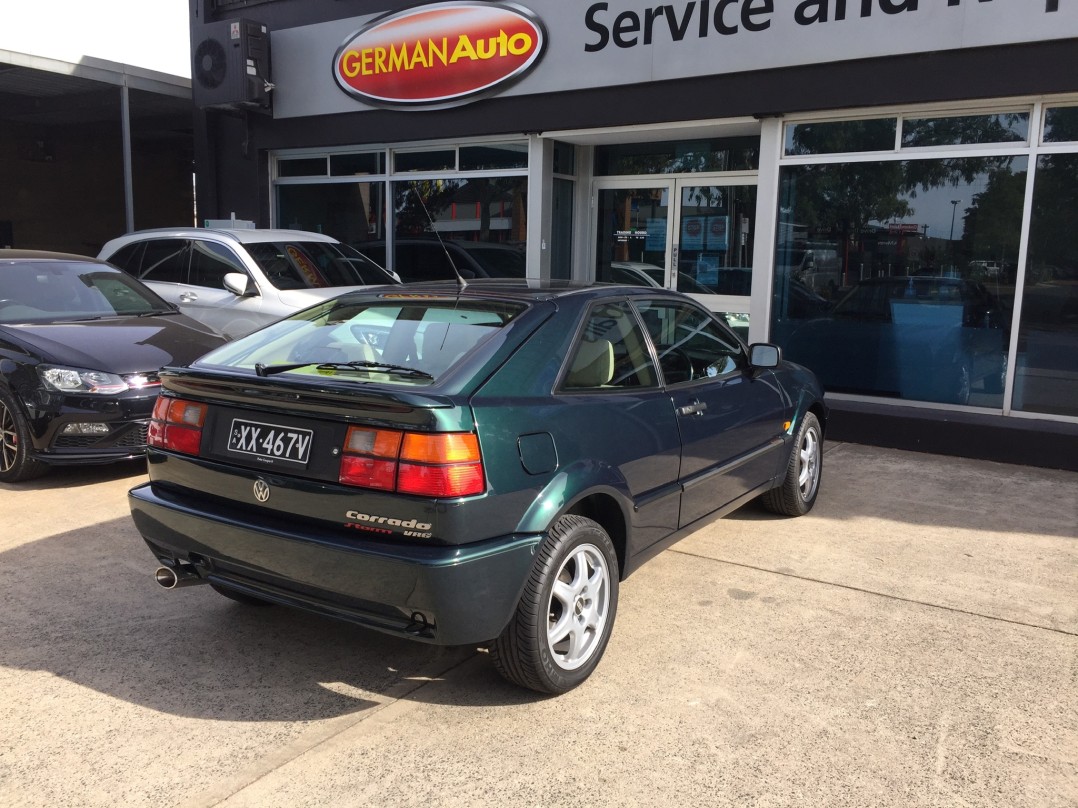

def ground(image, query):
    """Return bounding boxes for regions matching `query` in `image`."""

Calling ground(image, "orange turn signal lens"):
[401,432,481,464]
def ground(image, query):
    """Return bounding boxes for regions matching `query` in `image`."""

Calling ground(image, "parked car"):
[601,261,714,295]
[99,228,399,338]
[784,275,1008,404]
[129,280,826,693]
[354,239,526,282]
[0,250,228,482]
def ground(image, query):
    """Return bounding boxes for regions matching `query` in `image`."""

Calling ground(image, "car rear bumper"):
[128,481,541,646]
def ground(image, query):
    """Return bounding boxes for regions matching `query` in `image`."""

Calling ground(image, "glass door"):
[594,178,757,339]
[594,181,674,288]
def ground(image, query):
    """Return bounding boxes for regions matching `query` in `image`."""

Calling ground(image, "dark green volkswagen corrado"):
[129,280,826,693]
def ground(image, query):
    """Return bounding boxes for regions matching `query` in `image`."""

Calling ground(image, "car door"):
[556,299,683,557]
[633,298,789,527]
[183,239,267,337]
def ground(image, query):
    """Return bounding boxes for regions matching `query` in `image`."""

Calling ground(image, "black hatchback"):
[0,250,228,482]
[129,281,826,693]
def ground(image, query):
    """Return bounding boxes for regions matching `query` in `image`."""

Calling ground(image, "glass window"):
[718,312,749,342]
[1043,107,1078,144]
[189,241,247,289]
[634,299,743,386]
[562,302,658,390]
[552,141,576,175]
[197,297,526,385]
[550,177,574,281]
[0,263,165,323]
[676,185,756,295]
[784,119,897,156]
[244,241,395,289]
[388,178,527,282]
[771,156,1023,407]
[394,149,456,173]
[596,137,759,175]
[901,113,1029,148]
[104,242,143,275]
[138,239,188,284]
[278,157,328,178]
[460,143,528,171]
[277,182,386,248]
[1014,153,1078,418]
[330,152,384,176]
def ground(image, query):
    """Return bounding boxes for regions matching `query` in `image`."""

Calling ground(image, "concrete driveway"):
[1,443,1075,808]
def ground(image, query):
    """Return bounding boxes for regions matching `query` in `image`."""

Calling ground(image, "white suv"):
[99,228,399,338]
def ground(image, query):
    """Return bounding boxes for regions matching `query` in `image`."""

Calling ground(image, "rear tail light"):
[340,426,485,497]
[148,396,207,456]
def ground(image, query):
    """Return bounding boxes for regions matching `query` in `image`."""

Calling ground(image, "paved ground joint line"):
[672,549,1078,639]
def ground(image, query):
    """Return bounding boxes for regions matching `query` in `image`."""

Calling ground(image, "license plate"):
[226,418,313,465]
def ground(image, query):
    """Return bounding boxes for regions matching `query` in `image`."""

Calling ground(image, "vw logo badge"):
[253,479,271,503]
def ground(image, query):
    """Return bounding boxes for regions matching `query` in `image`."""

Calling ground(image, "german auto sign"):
[333,2,546,108]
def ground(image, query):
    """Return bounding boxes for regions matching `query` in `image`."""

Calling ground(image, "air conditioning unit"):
[192,19,272,111]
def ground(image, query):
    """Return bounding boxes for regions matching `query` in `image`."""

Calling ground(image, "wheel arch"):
[562,491,628,579]
[515,464,633,579]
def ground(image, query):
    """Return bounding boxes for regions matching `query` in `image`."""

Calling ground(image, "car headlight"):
[38,366,130,395]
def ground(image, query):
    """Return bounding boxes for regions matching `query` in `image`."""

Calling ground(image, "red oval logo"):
[334,3,545,108]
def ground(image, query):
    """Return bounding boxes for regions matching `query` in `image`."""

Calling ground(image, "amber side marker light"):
[340,426,485,497]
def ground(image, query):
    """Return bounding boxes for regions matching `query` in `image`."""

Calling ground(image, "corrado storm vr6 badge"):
[333,2,546,108]
[345,510,433,538]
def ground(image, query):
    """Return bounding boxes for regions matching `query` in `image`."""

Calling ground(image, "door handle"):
[676,400,707,417]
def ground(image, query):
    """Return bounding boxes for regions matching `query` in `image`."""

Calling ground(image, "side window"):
[563,301,659,391]
[139,239,189,284]
[105,242,144,275]
[189,240,248,290]
[633,299,743,385]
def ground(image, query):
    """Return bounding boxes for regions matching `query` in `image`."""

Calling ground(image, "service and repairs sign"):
[271,0,1077,116]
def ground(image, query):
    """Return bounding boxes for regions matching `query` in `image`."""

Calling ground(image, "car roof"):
[0,249,111,265]
[103,228,340,245]
[350,278,694,304]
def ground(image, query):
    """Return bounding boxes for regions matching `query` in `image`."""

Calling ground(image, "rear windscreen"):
[197,296,526,385]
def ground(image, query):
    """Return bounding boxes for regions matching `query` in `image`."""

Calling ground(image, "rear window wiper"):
[254,360,433,379]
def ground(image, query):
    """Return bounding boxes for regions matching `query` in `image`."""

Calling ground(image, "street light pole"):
[949,199,960,242]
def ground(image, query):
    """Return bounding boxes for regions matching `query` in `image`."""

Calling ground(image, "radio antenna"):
[412,184,468,291]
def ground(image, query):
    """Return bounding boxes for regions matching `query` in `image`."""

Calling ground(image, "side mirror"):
[749,343,781,369]
[223,273,255,297]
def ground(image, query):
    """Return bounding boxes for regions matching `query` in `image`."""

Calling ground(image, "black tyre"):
[210,583,274,607]
[761,412,822,517]
[0,388,48,483]
[491,514,619,694]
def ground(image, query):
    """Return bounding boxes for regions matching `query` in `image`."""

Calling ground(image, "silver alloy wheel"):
[798,423,821,503]
[546,542,611,671]
[0,399,17,474]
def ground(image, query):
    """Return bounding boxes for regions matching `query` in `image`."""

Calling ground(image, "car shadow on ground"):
[2,458,148,491]
[0,515,543,719]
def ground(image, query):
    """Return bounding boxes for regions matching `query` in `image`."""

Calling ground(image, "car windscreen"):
[0,262,172,323]
[244,242,398,290]
[196,295,527,385]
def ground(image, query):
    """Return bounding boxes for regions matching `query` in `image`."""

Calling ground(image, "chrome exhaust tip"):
[154,563,205,589]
